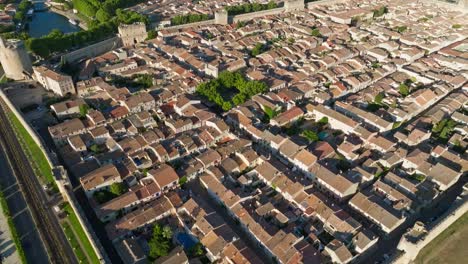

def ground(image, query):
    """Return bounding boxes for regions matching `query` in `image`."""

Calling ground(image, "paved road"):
[0,145,50,264]
[0,98,77,264]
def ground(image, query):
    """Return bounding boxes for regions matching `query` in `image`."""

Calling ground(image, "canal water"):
[27,1,80,38]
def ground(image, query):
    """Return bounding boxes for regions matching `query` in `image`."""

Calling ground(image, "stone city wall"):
[306,0,346,8]
[0,90,108,263]
[159,19,216,31]
[231,7,285,23]
[62,36,122,63]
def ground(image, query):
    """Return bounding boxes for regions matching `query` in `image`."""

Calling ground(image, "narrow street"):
[186,179,274,263]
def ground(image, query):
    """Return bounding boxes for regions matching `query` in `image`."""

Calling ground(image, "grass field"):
[64,203,101,264]
[62,222,88,263]
[7,112,56,189]
[414,212,468,264]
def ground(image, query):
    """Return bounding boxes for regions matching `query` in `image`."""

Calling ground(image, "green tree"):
[89,144,99,153]
[263,105,279,120]
[318,116,328,125]
[72,0,98,17]
[374,92,384,105]
[96,8,111,23]
[109,182,126,196]
[222,101,232,111]
[162,226,172,239]
[302,130,319,143]
[146,30,157,40]
[79,104,89,117]
[373,6,388,17]
[178,176,188,185]
[399,83,410,97]
[395,25,408,33]
[93,190,115,204]
[251,43,266,56]
[148,224,172,260]
[311,28,321,37]
[189,242,204,257]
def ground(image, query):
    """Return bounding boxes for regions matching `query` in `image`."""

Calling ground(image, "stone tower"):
[285,0,305,12]
[118,22,148,47]
[0,37,33,80]
[215,9,229,25]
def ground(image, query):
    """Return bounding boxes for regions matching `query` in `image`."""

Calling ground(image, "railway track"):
[0,99,77,264]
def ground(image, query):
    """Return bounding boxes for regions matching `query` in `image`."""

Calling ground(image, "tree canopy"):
[171,13,210,26]
[263,105,280,121]
[302,130,319,143]
[310,28,321,37]
[399,83,410,97]
[196,71,268,112]
[251,43,268,56]
[373,6,388,18]
[109,182,127,196]
[148,224,173,260]
[225,1,278,16]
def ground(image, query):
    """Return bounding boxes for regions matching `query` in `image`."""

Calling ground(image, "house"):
[334,101,392,132]
[80,164,122,197]
[105,196,175,241]
[33,66,75,96]
[196,149,222,169]
[293,149,317,176]
[324,239,353,264]
[155,246,188,264]
[50,99,86,120]
[310,165,358,200]
[270,106,304,127]
[49,118,87,145]
[352,229,378,254]
[124,92,156,113]
[349,192,405,234]
[115,237,147,264]
[428,163,462,191]
[147,164,179,192]
[96,181,161,222]
[310,104,358,134]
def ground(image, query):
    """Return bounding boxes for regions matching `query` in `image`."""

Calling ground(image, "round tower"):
[0,38,33,80]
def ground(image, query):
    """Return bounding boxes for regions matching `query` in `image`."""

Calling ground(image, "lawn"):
[64,203,101,264]
[7,112,56,189]
[414,212,468,264]
[62,222,88,263]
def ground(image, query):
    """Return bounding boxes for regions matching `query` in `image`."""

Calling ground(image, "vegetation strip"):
[64,203,101,264]
[6,112,57,190]
[62,221,89,263]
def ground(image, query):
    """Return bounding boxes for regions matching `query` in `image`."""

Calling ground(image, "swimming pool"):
[176,232,198,249]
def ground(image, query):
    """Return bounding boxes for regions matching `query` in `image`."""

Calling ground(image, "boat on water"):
[68,19,78,25]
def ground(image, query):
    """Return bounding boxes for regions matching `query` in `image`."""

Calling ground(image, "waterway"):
[27,1,80,38]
